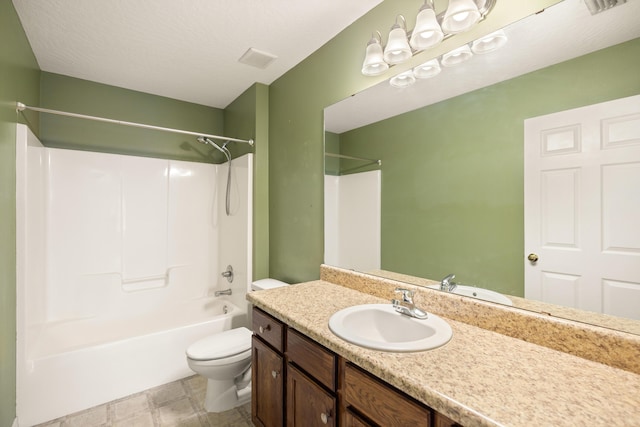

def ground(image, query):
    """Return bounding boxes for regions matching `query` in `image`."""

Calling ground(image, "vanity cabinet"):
[251,307,457,427]
[252,309,285,427]
[286,329,337,426]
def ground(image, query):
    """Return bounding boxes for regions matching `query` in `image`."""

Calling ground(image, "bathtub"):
[17,297,247,427]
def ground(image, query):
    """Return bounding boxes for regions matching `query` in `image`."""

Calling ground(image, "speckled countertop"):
[248,281,640,427]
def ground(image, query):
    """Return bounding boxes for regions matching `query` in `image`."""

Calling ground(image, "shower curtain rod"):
[16,102,254,146]
[325,152,381,165]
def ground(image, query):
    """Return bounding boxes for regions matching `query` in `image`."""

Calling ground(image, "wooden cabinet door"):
[434,412,463,427]
[287,364,336,427]
[344,409,374,427]
[252,336,284,427]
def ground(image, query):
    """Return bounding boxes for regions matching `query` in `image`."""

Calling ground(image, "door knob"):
[527,253,539,262]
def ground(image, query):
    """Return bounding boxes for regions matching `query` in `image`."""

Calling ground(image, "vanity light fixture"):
[389,30,507,88]
[390,70,417,88]
[383,15,412,65]
[471,29,507,54]
[360,0,496,76]
[441,44,473,67]
[389,28,507,88]
[409,2,444,51]
[441,0,482,34]
[361,32,389,76]
[583,0,627,15]
[413,58,442,79]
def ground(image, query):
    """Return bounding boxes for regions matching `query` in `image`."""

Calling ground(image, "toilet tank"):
[251,278,289,291]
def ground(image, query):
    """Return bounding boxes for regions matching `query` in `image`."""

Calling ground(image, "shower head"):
[196,136,231,163]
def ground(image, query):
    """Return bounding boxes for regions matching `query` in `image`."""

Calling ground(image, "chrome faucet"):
[392,288,428,319]
[214,288,232,296]
[440,274,457,292]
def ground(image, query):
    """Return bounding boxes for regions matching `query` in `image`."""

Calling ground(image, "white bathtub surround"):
[324,170,381,271]
[15,124,253,426]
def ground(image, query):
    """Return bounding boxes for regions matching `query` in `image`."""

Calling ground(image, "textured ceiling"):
[325,0,640,133]
[13,0,382,108]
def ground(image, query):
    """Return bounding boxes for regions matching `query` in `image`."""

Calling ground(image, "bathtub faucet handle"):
[221,265,234,283]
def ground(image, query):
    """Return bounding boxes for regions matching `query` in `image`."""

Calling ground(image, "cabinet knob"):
[527,253,539,263]
[271,370,279,379]
[259,324,271,334]
[320,411,331,424]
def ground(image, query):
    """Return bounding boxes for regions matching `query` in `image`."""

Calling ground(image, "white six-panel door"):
[524,95,640,320]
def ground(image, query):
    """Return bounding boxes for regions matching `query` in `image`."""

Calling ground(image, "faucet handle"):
[441,273,455,284]
[394,288,414,303]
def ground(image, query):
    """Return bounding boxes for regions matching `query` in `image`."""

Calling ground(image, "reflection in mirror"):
[323,0,640,335]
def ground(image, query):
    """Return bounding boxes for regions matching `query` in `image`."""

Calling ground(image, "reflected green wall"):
[337,39,640,296]
[268,0,561,283]
[0,1,40,424]
[324,131,340,176]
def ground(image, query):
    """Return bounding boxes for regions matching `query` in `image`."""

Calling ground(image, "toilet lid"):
[251,278,289,291]
[186,327,252,361]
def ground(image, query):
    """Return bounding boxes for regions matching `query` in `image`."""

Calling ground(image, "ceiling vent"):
[583,0,626,15]
[238,48,278,69]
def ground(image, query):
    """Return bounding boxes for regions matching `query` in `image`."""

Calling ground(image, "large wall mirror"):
[324,0,640,334]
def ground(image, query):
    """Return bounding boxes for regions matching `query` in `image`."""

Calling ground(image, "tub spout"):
[214,289,232,297]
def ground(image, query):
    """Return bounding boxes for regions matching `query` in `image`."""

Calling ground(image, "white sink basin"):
[430,285,513,306]
[328,304,452,352]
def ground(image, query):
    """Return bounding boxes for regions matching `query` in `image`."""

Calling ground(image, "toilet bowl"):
[186,278,288,412]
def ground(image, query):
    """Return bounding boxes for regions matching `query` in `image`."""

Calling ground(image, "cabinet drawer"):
[252,308,285,352]
[344,363,431,427]
[286,329,337,391]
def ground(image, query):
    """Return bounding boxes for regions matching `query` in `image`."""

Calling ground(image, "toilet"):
[186,278,288,412]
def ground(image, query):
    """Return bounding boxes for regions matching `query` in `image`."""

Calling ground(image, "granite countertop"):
[247,280,640,427]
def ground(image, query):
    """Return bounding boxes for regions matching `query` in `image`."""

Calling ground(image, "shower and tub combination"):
[15,107,254,426]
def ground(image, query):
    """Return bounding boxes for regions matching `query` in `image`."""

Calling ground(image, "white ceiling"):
[12,0,382,109]
[325,0,640,133]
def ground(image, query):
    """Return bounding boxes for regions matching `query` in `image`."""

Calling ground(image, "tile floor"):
[35,375,253,427]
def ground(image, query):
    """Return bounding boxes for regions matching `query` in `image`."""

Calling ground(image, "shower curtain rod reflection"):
[16,102,254,146]
[325,152,381,165]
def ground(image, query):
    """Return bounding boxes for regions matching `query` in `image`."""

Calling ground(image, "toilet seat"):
[186,327,252,361]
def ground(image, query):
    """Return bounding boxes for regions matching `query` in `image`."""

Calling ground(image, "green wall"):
[268,0,561,283]
[225,83,270,280]
[40,72,226,162]
[337,39,640,296]
[0,1,40,424]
